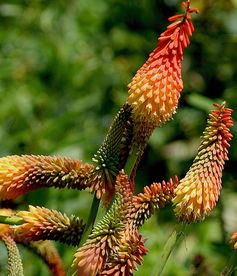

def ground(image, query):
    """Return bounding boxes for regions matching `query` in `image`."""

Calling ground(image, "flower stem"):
[221,250,237,276]
[0,215,24,225]
[79,193,100,246]
[152,223,186,276]
[124,146,139,176]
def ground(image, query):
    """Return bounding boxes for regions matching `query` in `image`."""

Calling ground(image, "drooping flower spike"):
[26,241,66,276]
[13,206,85,246]
[173,103,233,222]
[230,231,237,249]
[0,155,94,200]
[127,1,198,130]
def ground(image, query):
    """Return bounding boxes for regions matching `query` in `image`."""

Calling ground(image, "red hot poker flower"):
[173,103,233,222]
[128,1,198,127]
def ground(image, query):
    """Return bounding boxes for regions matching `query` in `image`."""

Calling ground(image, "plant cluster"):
[0,1,236,275]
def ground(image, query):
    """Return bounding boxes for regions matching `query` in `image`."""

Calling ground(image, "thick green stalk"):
[124,146,140,176]
[152,223,187,276]
[79,194,100,246]
[0,216,24,225]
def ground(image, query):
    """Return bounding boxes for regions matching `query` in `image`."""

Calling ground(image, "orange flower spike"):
[0,155,94,200]
[230,231,237,249]
[173,103,233,222]
[27,241,66,276]
[127,1,198,126]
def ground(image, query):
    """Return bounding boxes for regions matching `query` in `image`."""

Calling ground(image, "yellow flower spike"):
[173,103,233,222]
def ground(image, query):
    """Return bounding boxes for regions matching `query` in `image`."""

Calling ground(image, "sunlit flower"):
[230,231,237,249]
[173,103,233,222]
[131,176,179,227]
[0,155,94,200]
[127,1,198,127]
[14,206,85,246]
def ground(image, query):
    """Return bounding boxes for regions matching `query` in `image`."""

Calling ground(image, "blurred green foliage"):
[0,0,237,275]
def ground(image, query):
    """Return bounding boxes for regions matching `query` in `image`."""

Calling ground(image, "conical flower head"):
[14,206,85,246]
[128,1,198,126]
[230,231,237,249]
[173,103,233,222]
[0,155,94,200]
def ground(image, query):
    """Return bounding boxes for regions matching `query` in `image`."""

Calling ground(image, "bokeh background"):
[0,0,237,275]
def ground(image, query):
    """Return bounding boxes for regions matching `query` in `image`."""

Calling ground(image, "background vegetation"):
[0,0,236,275]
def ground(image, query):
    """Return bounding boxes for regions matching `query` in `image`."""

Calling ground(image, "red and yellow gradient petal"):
[128,1,198,126]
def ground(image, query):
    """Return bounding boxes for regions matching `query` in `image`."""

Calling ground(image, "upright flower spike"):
[230,231,237,249]
[90,104,132,203]
[131,176,179,228]
[127,1,198,147]
[0,155,94,200]
[173,103,233,222]
[14,206,85,246]
[72,171,134,276]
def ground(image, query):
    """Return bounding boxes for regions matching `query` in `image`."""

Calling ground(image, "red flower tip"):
[127,0,198,127]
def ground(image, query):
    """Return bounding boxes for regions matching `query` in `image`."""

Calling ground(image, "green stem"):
[221,250,237,276]
[124,146,139,176]
[0,216,24,225]
[152,223,186,276]
[79,193,100,246]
